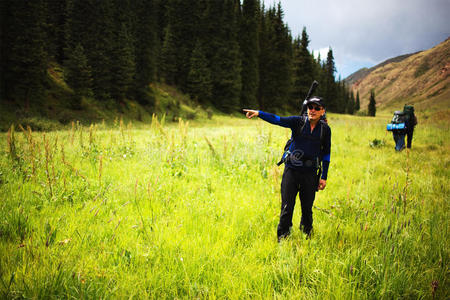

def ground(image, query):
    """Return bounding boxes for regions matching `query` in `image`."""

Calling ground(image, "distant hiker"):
[387,110,408,151]
[386,104,417,151]
[243,97,331,241]
[403,104,417,149]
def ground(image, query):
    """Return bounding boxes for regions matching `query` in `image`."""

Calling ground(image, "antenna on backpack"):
[300,80,319,116]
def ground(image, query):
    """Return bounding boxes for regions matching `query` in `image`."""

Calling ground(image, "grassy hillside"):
[0,113,448,298]
[350,38,449,115]
[0,63,211,132]
[345,53,419,87]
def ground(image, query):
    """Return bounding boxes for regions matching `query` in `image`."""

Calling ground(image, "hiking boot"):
[277,231,290,243]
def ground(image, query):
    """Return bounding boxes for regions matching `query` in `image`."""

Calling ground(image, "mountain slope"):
[345,52,419,86]
[349,38,449,114]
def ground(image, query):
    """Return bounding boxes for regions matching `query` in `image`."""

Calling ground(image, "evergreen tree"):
[133,0,157,105]
[67,0,114,101]
[337,77,348,113]
[272,3,292,111]
[292,27,314,109]
[347,89,355,114]
[257,3,274,110]
[110,23,135,102]
[324,48,337,112]
[1,0,48,108]
[64,43,92,109]
[160,25,178,85]
[258,4,292,111]
[368,89,376,116]
[239,0,259,109]
[66,0,96,60]
[89,0,114,101]
[197,0,219,67]
[355,90,360,111]
[311,52,326,97]
[161,0,198,90]
[211,0,242,112]
[187,40,212,104]
[44,0,67,64]
[156,0,169,54]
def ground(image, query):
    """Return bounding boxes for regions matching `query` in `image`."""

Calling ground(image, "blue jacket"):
[258,111,331,180]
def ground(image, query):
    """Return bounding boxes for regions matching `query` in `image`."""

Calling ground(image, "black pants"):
[406,129,414,148]
[278,167,317,238]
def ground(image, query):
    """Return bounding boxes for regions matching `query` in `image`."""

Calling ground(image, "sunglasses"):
[307,105,323,111]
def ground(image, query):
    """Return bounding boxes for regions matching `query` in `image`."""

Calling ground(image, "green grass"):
[0,113,448,299]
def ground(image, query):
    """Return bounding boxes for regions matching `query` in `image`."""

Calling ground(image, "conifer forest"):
[1,0,355,115]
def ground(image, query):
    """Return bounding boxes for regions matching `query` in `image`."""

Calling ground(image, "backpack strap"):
[288,116,307,151]
[278,117,329,167]
[299,116,307,134]
[318,120,331,158]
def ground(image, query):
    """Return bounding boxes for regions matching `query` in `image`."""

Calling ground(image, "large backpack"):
[387,111,407,131]
[403,104,418,126]
[392,111,407,124]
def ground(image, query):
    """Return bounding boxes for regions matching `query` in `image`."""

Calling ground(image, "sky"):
[263,0,450,79]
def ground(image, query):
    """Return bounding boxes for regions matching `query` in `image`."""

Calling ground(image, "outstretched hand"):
[243,109,259,119]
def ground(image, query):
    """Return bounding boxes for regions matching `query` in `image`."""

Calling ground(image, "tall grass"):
[0,113,448,299]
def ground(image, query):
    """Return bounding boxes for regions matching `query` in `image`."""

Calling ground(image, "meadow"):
[0,113,448,299]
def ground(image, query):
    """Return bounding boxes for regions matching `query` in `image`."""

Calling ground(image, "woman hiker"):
[243,97,331,241]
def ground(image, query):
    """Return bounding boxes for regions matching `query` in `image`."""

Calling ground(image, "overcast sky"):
[263,0,450,78]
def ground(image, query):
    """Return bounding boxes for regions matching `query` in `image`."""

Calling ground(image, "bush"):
[355,110,367,116]
[206,107,213,120]
[369,138,385,148]
[17,117,62,131]
[180,104,197,120]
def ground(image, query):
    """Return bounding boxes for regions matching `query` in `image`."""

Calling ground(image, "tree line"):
[0,0,359,115]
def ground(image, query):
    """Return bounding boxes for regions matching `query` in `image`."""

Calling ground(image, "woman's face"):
[307,104,325,121]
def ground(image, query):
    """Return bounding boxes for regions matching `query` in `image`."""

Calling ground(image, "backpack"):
[387,111,407,131]
[392,111,406,124]
[403,105,417,126]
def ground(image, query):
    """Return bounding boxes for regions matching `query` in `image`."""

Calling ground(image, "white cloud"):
[263,0,450,77]
[312,47,330,62]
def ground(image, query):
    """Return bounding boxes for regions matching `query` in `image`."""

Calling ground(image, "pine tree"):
[44,0,67,64]
[311,52,325,97]
[89,0,114,101]
[133,0,157,105]
[160,25,178,85]
[65,43,92,107]
[210,0,242,112]
[66,0,96,61]
[187,40,212,104]
[368,89,376,116]
[257,3,274,110]
[355,90,360,111]
[292,27,314,108]
[337,77,348,114]
[67,0,114,101]
[110,23,135,102]
[239,0,259,109]
[161,0,198,90]
[272,3,292,111]
[258,4,292,111]
[347,89,355,114]
[1,0,48,108]
[324,48,337,112]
